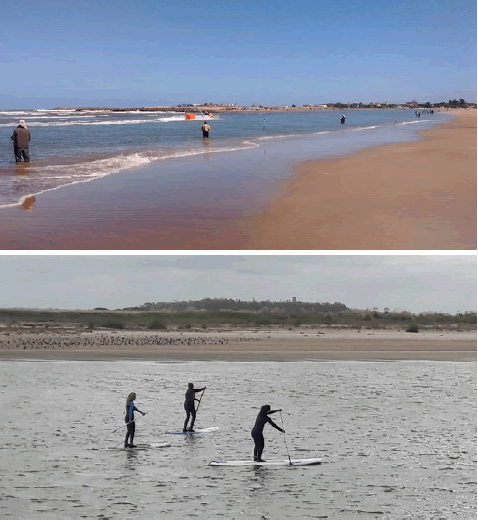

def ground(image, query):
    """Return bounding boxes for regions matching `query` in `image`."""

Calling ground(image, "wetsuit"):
[124,400,143,447]
[251,409,282,461]
[183,387,205,431]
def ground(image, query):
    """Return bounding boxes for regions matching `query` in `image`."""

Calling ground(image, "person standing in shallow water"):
[11,120,31,163]
[201,121,211,138]
[251,404,284,462]
[124,392,145,448]
[184,382,207,432]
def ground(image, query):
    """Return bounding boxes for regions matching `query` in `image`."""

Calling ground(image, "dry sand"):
[243,110,477,249]
[1,328,475,362]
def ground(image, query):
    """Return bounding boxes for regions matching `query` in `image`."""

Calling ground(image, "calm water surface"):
[0,360,475,519]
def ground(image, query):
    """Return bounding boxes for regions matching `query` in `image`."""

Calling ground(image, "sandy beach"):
[244,110,476,249]
[0,110,474,250]
[0,328,475,362]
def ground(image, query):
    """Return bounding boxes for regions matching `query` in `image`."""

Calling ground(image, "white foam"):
[0,116,189,127]
[0,142,260,209]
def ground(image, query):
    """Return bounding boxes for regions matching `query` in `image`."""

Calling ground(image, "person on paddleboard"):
[183,383,206,432]
[251,404,285,462]
[124,392,145,448]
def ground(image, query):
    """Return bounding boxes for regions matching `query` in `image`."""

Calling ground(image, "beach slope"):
[244,110,476,249]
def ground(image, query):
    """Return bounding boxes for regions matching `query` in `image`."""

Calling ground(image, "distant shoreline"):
[51,105,458,114]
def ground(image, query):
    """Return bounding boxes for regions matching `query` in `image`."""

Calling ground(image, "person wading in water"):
[124,392,145,448]
[183,383,207,432]
[251,404,284,462]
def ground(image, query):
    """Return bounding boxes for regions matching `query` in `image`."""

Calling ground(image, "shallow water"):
[0,360,475,519]
[0,109,451,208]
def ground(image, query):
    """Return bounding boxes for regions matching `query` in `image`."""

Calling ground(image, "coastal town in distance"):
[55,98,476,113]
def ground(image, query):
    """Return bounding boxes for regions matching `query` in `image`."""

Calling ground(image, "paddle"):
[195,387,206,415]
[279,410,292,465]
[106,412,146,440]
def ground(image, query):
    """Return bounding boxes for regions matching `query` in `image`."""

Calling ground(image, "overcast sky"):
[0,255,475,314]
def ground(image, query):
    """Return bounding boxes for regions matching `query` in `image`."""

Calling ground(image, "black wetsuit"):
[183,387,205,431]
[251,409,282,460]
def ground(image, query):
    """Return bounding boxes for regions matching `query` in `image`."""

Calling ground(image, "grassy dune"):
[0,309,475,331]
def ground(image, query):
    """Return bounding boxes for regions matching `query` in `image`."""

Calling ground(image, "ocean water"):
[0,360,475,520]
[0,109,452,208]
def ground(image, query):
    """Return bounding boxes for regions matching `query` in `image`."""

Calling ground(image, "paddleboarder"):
[183,382,207,432]
[251,405,285,462]
[124,392,145,448]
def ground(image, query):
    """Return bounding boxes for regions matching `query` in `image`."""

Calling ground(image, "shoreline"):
[244,110,476,249]
[0,109,474,249]
[1,328,475,362]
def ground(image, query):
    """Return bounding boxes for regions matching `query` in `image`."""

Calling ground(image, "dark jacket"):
[11,127,31,148]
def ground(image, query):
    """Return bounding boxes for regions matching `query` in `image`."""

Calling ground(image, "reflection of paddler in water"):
[21,195,36,211]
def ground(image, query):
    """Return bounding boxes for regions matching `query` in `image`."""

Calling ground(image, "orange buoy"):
[186,113,196,120]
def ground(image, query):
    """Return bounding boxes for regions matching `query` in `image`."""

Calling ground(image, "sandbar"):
[0,328,475,362]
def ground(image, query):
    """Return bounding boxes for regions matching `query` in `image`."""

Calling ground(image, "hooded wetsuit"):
[251,408,282,460]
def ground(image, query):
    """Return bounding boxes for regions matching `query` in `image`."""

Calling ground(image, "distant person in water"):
[11,120,31,163]
[124,392,145,448]
[184,383,206,432]
[341,115,346,124]
[201,121,211,138]
[251,405,284,462]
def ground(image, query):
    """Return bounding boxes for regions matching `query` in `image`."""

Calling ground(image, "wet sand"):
[0,111,474,250]
[1,328,475,362]
[245,110,477,249]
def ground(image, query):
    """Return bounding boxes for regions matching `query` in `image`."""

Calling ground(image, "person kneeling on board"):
[184,383,207,432]
[124,392,145,448]
[251,405,285,462]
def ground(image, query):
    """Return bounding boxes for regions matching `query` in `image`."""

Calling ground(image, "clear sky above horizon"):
[1,0,476,109]
[0,255,475,313]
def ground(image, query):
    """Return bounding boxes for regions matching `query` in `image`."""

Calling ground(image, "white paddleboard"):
[123,442,171,450]
[166,427,219,435]
[209,458,321,467]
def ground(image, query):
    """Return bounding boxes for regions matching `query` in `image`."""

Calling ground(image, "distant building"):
[292,297,297,303]
[406,100,418,108]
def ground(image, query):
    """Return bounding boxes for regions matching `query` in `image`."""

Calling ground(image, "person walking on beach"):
[201,121,211,138]
[183,382,207,432]
[251,405,285,462]
[11,120,31,163]
[124,392,145,448]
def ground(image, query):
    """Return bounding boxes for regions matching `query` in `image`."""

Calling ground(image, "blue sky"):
[1,0,476,108]
[0,255,475,313]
